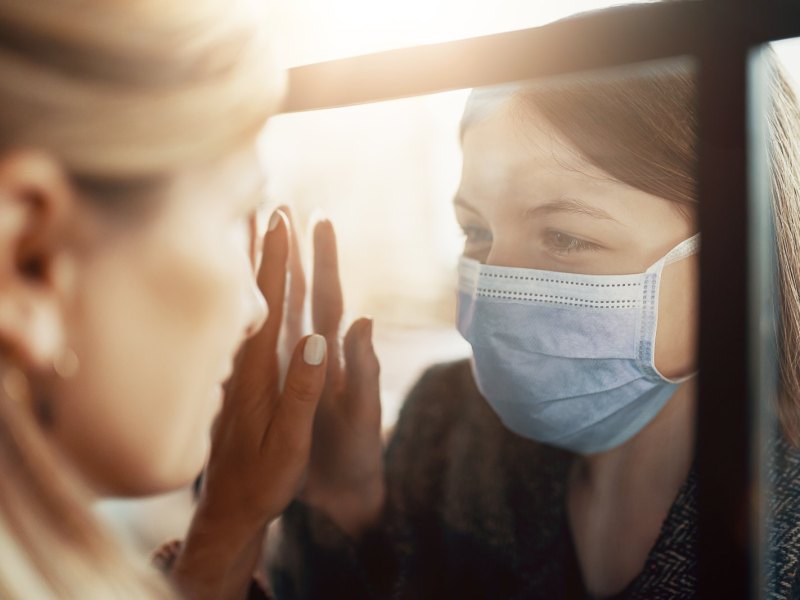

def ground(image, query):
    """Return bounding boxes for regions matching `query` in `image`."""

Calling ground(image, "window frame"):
[279,2,800,596]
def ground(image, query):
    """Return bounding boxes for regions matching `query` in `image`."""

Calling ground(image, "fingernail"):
[303,334,326,366]
[268,210,283,231]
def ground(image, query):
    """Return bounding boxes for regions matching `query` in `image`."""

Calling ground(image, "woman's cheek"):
[57,224,244,494]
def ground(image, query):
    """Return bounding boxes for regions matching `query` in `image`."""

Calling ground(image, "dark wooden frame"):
[279,2,800,596]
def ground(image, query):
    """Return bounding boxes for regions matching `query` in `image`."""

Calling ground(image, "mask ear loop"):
[644,232,701,383]
[665,233,701,265]
[645,233,701,274]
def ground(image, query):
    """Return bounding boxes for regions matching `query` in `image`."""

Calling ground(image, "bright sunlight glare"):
[272,0,659,67]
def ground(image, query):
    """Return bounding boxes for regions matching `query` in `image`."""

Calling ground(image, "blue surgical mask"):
[456,234,700,455]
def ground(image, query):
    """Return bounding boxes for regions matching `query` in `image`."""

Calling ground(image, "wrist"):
[171,509,267,600]
[192,482,271,534]
[174,500,265,574]
[307,479,386,539]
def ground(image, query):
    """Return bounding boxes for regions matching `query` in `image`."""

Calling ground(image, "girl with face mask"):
[271,54,800,599]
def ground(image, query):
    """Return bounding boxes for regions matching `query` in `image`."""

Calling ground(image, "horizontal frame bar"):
[282,0,800,113]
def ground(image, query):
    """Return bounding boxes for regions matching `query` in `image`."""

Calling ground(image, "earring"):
[2,366,31,406]
[52,347,79,379]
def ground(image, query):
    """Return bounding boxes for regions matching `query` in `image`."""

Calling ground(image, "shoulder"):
[404,358,478,408]
[406,358,478,401]
[385,359,505,509]
[767,435,800,598]
[390,358,498,446]
[388,358,479,453]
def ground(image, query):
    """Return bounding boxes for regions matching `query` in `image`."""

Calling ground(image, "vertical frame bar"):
[746,45,780,599]
[695,12,752,600]
[695,2,783,595]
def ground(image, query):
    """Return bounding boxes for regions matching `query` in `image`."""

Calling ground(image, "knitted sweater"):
[271,359,800,599]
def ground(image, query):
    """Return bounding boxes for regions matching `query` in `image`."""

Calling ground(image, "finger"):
[342,317,381,423]
[280,205,307,355]
[237,209,289,390]
[311,219,344,338]
[261,334,327,464]
[312,219,345,399]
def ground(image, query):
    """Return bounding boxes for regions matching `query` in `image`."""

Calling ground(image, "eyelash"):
[460,225,493,245]
[542,229,600,255]
[458,220,603,262]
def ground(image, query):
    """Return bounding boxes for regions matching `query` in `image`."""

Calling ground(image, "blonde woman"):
[0,1,378,598]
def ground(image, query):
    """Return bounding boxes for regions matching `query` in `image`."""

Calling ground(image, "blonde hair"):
[0,374,173,598]
[0,0,284,595]
[0,0,284,179]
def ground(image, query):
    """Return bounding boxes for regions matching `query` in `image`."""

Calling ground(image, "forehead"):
[456,100,692,232]
[459,100,614,198]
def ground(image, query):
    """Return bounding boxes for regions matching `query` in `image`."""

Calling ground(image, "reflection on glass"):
[262,91,472,426]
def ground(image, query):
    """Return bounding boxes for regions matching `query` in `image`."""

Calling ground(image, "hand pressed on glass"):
[172,211,329,599]
[281,208,385,538]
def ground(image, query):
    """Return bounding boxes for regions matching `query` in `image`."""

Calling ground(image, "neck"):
[566,380,697,598]
[574,377,697,495]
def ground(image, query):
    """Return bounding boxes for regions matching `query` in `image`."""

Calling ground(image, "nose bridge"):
[484,239,519,268]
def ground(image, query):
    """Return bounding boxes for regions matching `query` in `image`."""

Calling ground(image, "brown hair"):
[0,0,283,595]
[517,61,697,211]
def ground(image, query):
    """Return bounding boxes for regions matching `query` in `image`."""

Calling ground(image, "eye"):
[460,225,493,245]
[543,230,599,255]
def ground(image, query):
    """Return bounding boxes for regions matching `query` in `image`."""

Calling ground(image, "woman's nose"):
[243,275,268,338]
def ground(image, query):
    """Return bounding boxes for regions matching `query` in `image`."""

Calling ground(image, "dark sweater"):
[271,359,800,599]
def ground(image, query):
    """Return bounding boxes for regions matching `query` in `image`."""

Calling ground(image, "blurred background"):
[97,0,800,560]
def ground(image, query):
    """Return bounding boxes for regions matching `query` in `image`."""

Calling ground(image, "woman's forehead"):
[456,105,692,231]
[459,106,616,196]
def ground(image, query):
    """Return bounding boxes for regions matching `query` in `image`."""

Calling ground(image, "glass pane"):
[260,91,471,427]
[757,39,800,600]
[260,57,724,598]
[94,37,800,600]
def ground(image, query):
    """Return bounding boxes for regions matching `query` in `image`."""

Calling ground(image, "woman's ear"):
[0,151,78,370]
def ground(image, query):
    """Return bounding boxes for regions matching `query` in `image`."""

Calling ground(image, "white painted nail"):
[268,210,282,231]
[303,334,326,366]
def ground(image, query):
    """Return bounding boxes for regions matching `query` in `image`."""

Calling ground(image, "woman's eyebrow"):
[524,197,619,223]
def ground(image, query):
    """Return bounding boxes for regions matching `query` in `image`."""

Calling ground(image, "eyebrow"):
[454,194,619,224]
[524,197,619,223]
